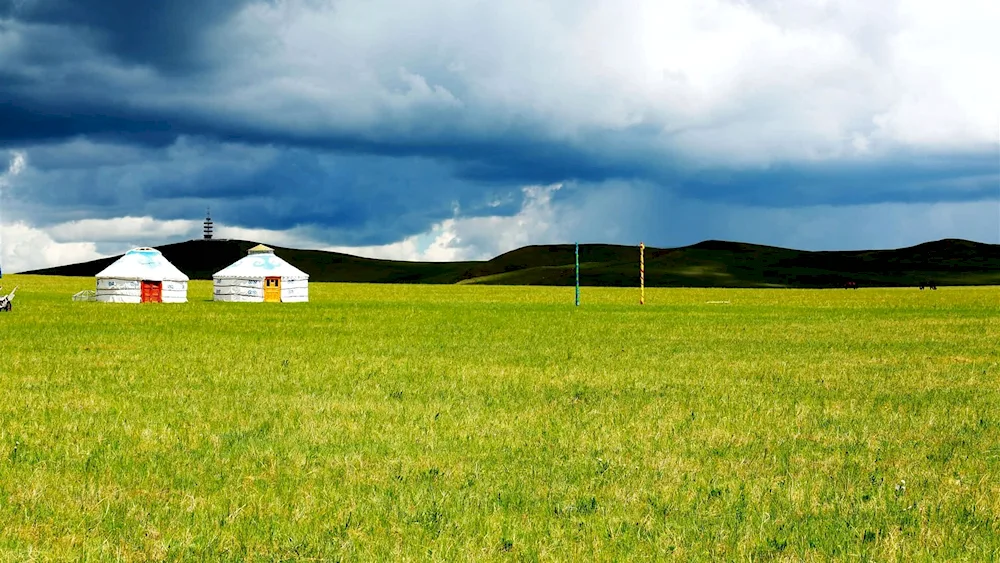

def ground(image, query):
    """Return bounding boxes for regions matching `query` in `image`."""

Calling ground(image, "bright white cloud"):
[46,216,200,243]
[15,0,986,167]
[200,0,999,165]
[210,223,330,250]
[1,151,30,273]
[324,184,567,261]
[1,221,105,273]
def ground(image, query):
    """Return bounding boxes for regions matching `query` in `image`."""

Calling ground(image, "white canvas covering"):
[95,248,189,303]
[212,245,309,302]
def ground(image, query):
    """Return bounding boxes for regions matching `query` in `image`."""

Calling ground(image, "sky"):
[1,0,998,272]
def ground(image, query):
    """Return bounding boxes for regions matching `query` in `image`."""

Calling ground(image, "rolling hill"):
[21,238,1000,288]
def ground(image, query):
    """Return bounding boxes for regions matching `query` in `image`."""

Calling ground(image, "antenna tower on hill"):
[203,207,214,240]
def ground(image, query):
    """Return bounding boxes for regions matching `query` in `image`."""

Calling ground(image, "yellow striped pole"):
[640,242,645,305]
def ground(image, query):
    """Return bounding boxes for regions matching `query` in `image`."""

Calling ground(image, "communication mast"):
[203,208,214,240]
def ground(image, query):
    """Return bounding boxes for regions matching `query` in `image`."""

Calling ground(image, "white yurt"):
[213,244,309,302]
[95,247,189,303]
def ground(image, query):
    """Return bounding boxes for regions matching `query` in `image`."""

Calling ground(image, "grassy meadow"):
[1,274,999,561]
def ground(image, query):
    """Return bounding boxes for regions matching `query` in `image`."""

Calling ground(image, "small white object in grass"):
[705,300,731,304]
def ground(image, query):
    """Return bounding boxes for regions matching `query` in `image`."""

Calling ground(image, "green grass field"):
[1,275,998,561]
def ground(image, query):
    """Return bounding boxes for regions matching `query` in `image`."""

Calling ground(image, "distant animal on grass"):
[919,281,938,290]
[844,281,857,290]
[0,286,17,311]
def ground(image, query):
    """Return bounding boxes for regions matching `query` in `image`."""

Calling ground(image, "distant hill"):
[21,238,1000,288]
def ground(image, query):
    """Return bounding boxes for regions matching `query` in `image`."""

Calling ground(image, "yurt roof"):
[96,247,190,281]
[213,247,309,280]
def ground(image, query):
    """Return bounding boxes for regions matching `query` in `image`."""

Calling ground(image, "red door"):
[141,281,162,303]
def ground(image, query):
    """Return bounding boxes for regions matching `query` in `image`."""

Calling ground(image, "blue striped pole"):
[575,242,580,307]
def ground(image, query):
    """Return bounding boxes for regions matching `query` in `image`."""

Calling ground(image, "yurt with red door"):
[95,247,189,303]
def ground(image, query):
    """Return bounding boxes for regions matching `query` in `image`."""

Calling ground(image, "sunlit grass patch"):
[1,275,998,560]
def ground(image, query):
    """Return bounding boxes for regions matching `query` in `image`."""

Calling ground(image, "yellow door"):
[264,277,281,302]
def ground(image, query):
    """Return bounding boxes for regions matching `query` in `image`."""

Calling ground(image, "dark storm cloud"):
[3,45,990,218]
[8,140,524,246]
[0,98,194,148]
[1,0,997,252]
[0,0,260,72]
[5,89,993,210]
[677,151,1000,207]
[6,112,995,247]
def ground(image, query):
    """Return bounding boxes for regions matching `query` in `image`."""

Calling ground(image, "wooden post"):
[640,242,645,305]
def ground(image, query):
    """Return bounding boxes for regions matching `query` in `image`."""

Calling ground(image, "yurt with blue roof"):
[95,247,189,303]
[213,244,309,303]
